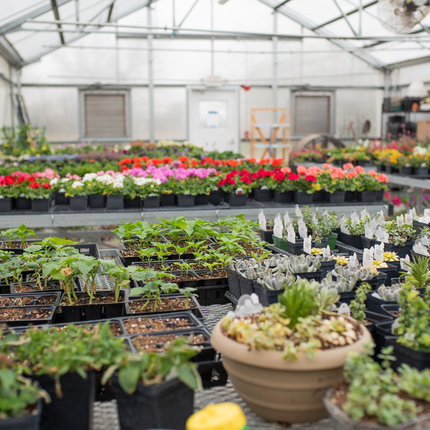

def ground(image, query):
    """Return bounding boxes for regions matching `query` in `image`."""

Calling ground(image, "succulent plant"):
[321,272,356,293]
[383,252,399,262]
[318,286,340,312]
[335,266,378,282]
[257,273,294,291]
[313,254,334,263]
[377,284,402,302]
[373,260,388,269]
[311,248,323,255]
[286,255,321,274]
[334,255,349,266]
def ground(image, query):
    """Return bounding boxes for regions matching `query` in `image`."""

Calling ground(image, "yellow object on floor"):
[186,402,248,430]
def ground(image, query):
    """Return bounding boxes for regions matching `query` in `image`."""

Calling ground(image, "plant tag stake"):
[424,208,430,219]
[370,219,378,233]
[298,220,307,239]
[340,214,350,235]
[312,213,318,225]
[295,205,302,218]
[322,246,331,258]
[287,224,295,243]
[392,318,400,334]
[421,234,430,247]
[375,225,389,244]
[400,255,410,272]
[361,207,370,220]
[349,253,359,268]
[338,303,350,318]
[413,239,429,256]
[351,210,360,224]
[374,242,384,261]
[377,212,385,226]
[409,208,417,220]
[303,236,312,255]
[396,214,404,227]
[365,222,374,240]
[284,211,291,226]
[273,215,283,239]
[235,187,244,195]
[371,292,382,299]
[363,248,373,268]
[258,209,266,231]
[331,269,338,278]
[405,213,413,224]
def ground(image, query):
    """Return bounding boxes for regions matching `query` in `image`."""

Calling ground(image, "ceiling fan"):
[378,0,430,33]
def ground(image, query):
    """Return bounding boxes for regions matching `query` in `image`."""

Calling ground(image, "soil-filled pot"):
[160,193,175,207]
[294,192,313,205]
[357,191,377,203]
[195,194,210,206]
[55,192,69,206]
[0,197,14,213]
[35,371,95,430]
[259,229,274,244]
[124,197,141,208]
[345,191,356,202]
[386,337,430,371]
[176,194,195,207]
[227,193,249,207]
[376,189,384,201]
[31,198,51,212]
[272,235,289,252]
[88,194,106,209]
[399,166,413,175]
[211,321,371,424]
[339,232,363,249]
[254,189,272,202]
[69,196,88,211]
[209,190,223,205]
[112,375,194,430]
[312,190,325,203]
[382,240,414,259]
[106,195,124,210]
[142,196,160,208]
[325,191,345,204]
[274,190,293,204]
[286,237,328,255]
[15,197,32,211]
[415,166,428,176]
[0,399,41,430]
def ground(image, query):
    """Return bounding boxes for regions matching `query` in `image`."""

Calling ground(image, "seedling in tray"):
[0,257,25,287]
[179,287,198,309]
[0,224,37,248]
[172,261,194,276]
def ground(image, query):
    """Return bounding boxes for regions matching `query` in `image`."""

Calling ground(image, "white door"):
[187,87,240,153]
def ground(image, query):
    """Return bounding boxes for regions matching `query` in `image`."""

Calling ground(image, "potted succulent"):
[108,338,202,430]
[211,278,371,424]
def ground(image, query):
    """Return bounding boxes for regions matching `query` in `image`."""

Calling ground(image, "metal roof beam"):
[274,0,292,9]
[19,0,158,68]
[332,0,357,35]
[0,36,24,67]
[107,1,115,23]
[0,0,73,36]
[313,0,377,30]
[258,0,388,71]
[51,0,65,44]
[388,55,430,69]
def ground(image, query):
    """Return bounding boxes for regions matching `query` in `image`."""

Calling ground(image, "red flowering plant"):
[266,167,297,192]
[23,181,53,199]
[292,167,318,194]
[0,175,20,198]
[218,171,253,194]
[351,166,382,192]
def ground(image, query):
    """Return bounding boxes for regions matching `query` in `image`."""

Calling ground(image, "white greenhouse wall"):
[0,55,13,128]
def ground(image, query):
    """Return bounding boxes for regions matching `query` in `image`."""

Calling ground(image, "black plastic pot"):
[106,195,124,210]
[237,274,255,295]
[357,191,377,202]
[312,190,325,203]
[274,190,293,203]
[35,372,95,430]
[413,219,428,234]
[377,264,398,286]
[259,229,274,244]
[112,375,194,430]
[195,194,210,206]
[345,191,356,202]
[160,193,175,206]
[361,236,376,249]
[325,191,345,204]
[374,321,396,353]
[226,268,240,298]
[286,237,328,255]
[124,197,141,208]
[339,233,363,249]
[253,189,271,202]
[209,190,223,205]
[69,196,88,211]
[414,167,428,176]
[337,290,356,305]
[254,282,283,306]
[386,337,430,371]
[55,192,69,206]
[142,196,160,208]
[176,194,195,207]
[88,194,105,209]
[319,260,336,279]
[15,197,31,211]
[376,190,384,201]
[366,291,396,315]
[399,167,413,175]
[0,399,41,430]
[0,197,14,213]
[32,197,51,212]
[294,192,313,205]
[356,272,387,291]
[293,271,322,282]
[227,193,249,207]
[382,240,414,259]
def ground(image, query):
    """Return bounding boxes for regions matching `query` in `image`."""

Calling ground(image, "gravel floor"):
[93,303,344,430]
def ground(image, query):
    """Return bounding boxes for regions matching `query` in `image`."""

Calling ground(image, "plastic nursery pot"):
[325,191,345,204]
[0,197,14,213]
[69,196,88,211]
[260,229,274,244]
[111,375,194,430]
[237,273,255,295]
[55,192,69,206]
[399,166,413,175]
[272,235,289,252]
[253,282,284,306]
[377,264,398,286]
[274,190,293,204]
[124,197,141,208]
[414,166,429,176]
[361,236,376,249]
[226,268,240,299]
[386,337,430,371]
[293,271,322,282]
[227,193,249,207]
[106,195,124,210]
[210,320,371,424]
[15,197,32,211]
[326,232,338,250]
[31,198,52,212]
[345,191,356,202]
[312,190,325,203]
[365,291,397,315]
[356,191,377,203]
[382,240,414,259]
[413,219,428,234]
[209,189,223,205]
[376,189,384,201]
[294,192,313,205]
[253,189,272,202]
[88,194,106,209]
[176,194,195,207]
[319,260,336,279]
[142,196,160,208]
[0,399,42,430]
[34,372,95,430]
[160,193,175,207]
[336,291,356,305]
[195,194,210,206]
[339,232,363,249]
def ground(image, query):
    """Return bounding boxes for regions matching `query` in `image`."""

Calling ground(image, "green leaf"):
[118,362,141,394]
[176,364,202,391]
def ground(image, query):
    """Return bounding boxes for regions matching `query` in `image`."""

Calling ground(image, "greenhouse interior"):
[3,0,430,429]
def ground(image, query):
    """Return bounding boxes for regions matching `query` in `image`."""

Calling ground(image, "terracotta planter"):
[211,320,371,424]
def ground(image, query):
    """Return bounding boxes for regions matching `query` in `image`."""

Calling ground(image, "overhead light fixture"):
[218,0,230,4]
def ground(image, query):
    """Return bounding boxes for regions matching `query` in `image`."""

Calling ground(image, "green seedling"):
[178,287,197,308]
[0,225,37,248]
[137,247,156,264]
[173,261,193,276]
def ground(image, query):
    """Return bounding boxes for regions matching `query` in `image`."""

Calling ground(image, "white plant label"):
[295,205,302,218]
[258,210,267,231]
[322,246,331,258]
[331,270,338,278]
[235,188,244,195]
[396,214,404,227]
[421,234,430,247]
[361,207,370,220]
[364,222,374,240]
[374,242,384,261]
[340,214,350,235]
[424,208,430,219]
[298,220,307,239]
[338,303,351,318]
[273,216,283,239]
[375,225,389,244]
[363,248,373,268]
[413,240,429,256]
[370,219,378,233]
[351,210,360,224]
[371,292,381,299]
[400,255,410,271]
[303,236,312,255]
[322,208,329,218]
[405,213,413,225]
[312,213,318,226]
[284,211,291,226]
[287,224,296,243]
[377,212,385,226]
[349,253,359,268]
[410,207,417,220]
